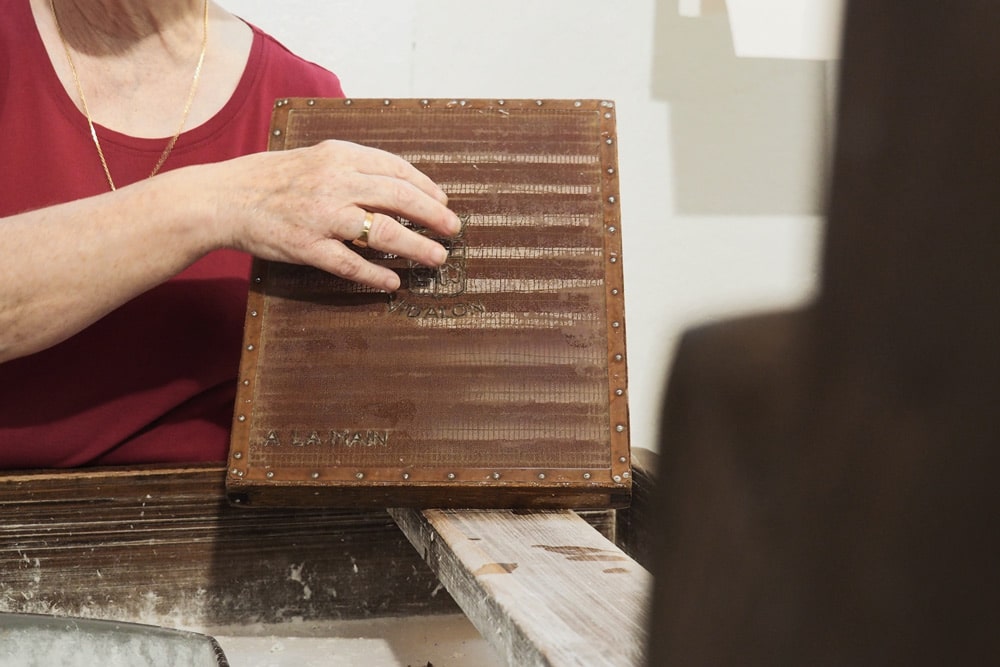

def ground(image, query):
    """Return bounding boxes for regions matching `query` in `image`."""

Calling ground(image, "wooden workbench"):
[0,449,655,665]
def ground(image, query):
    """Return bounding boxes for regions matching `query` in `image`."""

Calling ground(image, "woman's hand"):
[0,140,460,362]
[209,139,462,292]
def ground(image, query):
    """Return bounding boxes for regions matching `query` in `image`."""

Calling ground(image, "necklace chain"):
[50,0,210,191]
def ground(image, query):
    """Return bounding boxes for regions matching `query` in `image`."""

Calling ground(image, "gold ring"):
[352,210,374,248]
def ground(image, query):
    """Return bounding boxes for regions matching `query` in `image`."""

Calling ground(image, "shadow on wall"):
[652,5,832,215]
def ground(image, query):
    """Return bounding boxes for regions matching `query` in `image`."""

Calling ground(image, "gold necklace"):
[50,0,209,191]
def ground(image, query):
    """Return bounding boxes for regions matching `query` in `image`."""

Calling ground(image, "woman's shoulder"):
[245,22,345,98]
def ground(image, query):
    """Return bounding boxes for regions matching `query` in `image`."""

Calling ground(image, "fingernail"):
[448,212,462,235]
[434,245,449,265]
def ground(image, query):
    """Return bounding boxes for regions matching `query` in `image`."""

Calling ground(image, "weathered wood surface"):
[390,507,649,667]
[0,465,618,629]
[0,466,458,626]
[647,1,1000,663]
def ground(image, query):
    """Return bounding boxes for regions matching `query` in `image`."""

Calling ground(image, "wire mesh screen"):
[227,99,630,508]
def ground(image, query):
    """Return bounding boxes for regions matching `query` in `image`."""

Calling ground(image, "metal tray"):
[0,613,228,666]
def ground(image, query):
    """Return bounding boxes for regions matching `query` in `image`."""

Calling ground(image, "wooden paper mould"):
[227,98,630,508]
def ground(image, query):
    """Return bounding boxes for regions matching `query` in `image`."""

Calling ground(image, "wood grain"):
[0,466,618,629]
[0,466,457,626]
[390,507,649,666]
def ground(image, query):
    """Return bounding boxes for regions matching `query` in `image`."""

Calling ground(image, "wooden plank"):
[389,508,649,666]
[0,466,617,628]
[0,466,458,625]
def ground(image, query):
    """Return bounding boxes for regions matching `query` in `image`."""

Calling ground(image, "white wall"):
[224,0,828,454]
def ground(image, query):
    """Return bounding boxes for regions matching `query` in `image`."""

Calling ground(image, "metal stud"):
[608,196,616,204]
[608,226,617,234]
[623,471,631,479]
[344,99,353,105]
[615,389,625,396]
[611,289,620,296]
[604,112,612,119]
[230,468,239,475]
[243,380,250,386]
[237,415,246,422]
[583,473,592,480]
[535,100,544,106]
[233,452,242,460]
[307,99,315,106]
[312,471,321,479]
[402,473,410,480]
[574,100,582,107]
[355,472,364,480]
[613,321,621,328]
[459,100,467,106]
[492,472,501,480]
[614,354,623,362]
[538,473,546,480]
[254,276,262,284]
[447,473,456,480]
[421,99,429,106]
[272,129,281,137]
[266,471,275,479]
[613,475,622,483]
[607,167,615,175]
[605,138,613,145]
[616,424,626,433]
[383,99,392,106]
[250,310,258,317]
[498,99,506,105]
[246,344,254,351]
[619,456,628,463]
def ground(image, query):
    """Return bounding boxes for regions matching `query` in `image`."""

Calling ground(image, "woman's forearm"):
[0,167,218,362]
[0,140,461,363]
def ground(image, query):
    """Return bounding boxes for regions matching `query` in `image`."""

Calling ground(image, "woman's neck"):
[50,0,205,56]
[35,0,253,138]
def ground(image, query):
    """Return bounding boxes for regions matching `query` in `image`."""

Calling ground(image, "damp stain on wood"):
[531,544,629,562]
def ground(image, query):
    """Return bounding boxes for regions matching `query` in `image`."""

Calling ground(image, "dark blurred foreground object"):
[647,1,1000,664]
[0,613,229,666]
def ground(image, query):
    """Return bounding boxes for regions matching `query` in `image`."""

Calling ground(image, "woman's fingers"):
[348,177,461,239]
[348,209,449,266]
[341,141,450,206]
[220,139,462,291]
[302,210,449,292]
[324,149,461,238]
[299,235,404,292]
